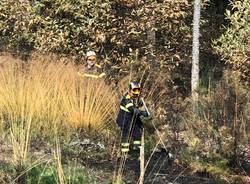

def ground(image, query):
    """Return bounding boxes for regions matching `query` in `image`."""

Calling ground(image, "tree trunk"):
[147,16,156,66]
[191,0,201,102]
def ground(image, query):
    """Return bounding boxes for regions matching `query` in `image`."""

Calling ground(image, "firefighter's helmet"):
[129,81,141,96]
[86,51,97,62]
[86,51,97,67]
[86,51,96,57]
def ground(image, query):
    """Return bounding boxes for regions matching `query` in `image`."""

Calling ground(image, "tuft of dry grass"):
[0,54,118,165]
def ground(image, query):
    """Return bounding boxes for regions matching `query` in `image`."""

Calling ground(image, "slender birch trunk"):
[191,0,201,102]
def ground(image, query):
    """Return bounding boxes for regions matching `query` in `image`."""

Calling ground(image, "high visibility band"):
[121,148,129,152]
[120,105,130,113]
[133,141,141,145]
[125,103,134,108]
[132,146,140,150]
[126,95,132,99]
[99,73,106,78]
[95,64,102,68]
[84,73,99,79]
[121,143,129,147]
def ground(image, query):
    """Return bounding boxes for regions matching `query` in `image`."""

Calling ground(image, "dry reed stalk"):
[0,55,118,166]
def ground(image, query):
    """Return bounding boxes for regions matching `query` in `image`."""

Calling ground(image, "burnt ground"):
[37,136,250,184]
[79,150,228,184]
[0,136,249,184]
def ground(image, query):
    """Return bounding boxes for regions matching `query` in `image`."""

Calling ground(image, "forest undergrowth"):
[0,54,249,184]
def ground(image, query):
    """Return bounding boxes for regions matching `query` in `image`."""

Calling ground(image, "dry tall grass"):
[0,55,118,165]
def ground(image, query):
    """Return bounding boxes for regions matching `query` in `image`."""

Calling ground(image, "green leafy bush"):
[0,0,192,86]
[213,0,250,83]
[0,0,111,56]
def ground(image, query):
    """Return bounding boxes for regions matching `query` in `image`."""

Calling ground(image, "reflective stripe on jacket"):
[116,93,143,128]
[78,64,106,79]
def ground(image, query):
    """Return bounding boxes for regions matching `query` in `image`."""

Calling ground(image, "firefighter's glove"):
[140,110,149,117]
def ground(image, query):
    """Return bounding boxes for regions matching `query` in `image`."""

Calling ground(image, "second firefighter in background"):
[116,81,149,154]
[78,50,106,79]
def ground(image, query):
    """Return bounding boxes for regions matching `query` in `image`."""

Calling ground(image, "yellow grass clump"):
[0,54,118,164]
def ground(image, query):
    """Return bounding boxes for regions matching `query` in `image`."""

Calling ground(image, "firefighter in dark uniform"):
[116,81,149,154]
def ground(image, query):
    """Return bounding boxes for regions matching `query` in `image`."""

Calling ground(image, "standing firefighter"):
[116,81,149,154]
[78,50,106,79]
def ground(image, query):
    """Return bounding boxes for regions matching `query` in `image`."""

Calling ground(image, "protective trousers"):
[119,117,143,153]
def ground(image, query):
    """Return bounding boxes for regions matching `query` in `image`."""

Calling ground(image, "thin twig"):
[171,167,188,184]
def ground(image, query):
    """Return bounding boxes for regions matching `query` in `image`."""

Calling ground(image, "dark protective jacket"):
[116,93,145,130]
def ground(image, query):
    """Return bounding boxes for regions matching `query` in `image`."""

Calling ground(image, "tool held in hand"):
[141,98,150,117]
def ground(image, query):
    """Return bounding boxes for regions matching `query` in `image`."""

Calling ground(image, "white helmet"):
[86,51,96,57]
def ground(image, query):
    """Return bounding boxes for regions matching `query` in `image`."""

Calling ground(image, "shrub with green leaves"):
[213,0,250,83]
[0,0,34,54]
[0,0,111,56]
[0,0,192,86]
[31,0,111,56]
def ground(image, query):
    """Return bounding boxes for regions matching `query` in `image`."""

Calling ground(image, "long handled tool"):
[139,128,145,184]
[138,98,150,184]
[141,98,150,117]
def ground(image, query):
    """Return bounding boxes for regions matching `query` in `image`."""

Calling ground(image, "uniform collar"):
[125,92,132,99]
